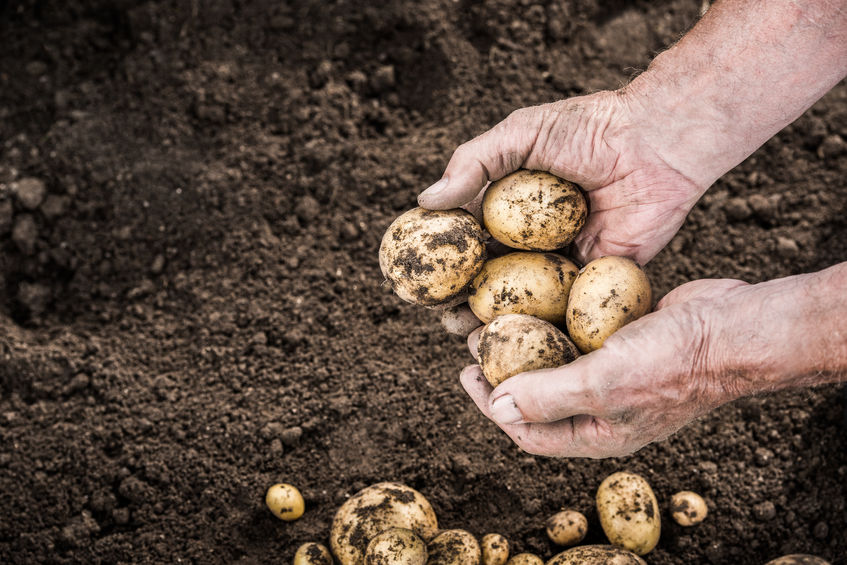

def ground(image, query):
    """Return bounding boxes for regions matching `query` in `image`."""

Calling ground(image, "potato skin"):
[379,207,486,307]
[478,314,579,387]
[364,528,427,565]
[480,533,509,565]
[596,472,660,556]
[294,542,334,565]
[669,491,708,526]
[468,252,579,325]
[566,256,652,353]
[427,529,481,565]
[764,556,832,565]
[265,483,304,521]
[506,554,544,565]
[330,482,438,565]
[483,170,587,251]
[545,509,588,546]
[546,545,647,565]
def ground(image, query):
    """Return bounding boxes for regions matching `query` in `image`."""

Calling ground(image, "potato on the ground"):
[506,553,544,565]
[546,545,647,565]
[265,483,305,521]
[596,472,660,556]
[427,529,481,565]
[468,252,579,325]
[364,527,427,565]
[483,169,587,251]
[566,256,652,353]
[294,542,333,565]
[545,509,588,546]
[480,533,509,565]
[478,313,579,387]
[764,556,831,565]
[330,482,438,565]
[379,207,486,307]
[670,491,708,526]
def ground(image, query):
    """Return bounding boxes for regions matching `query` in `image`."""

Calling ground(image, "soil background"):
[1,1,846,564]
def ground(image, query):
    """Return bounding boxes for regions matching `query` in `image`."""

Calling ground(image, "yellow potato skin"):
[468,252,579,324]
[265,483,304,521]
[483,170,587,251]
[545,509,588,546]
[480,533,510,565]
[478,314,580,387]
[566,256,652,353]
[427,530,481,565]
[764,556,832,565]
[364,528,427,565]
[669,491,708,526]
[546,545,647,565]
[506,554,544,565]
[596,472,661,556]
[330,482,438,565]
[294,543,334,565]
[379,207,486,307]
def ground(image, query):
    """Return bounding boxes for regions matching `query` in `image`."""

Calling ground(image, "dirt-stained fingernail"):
[491,394,523,425]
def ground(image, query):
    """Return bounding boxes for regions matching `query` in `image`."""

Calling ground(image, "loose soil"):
[1,1,845,564]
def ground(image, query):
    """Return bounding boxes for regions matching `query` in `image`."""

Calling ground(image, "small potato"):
[468,252,579,325]
[546,545,647,565]
[596,472,660,556]
[764,556,832,565]
[507,554,544,565]
[483,170,587,250]
[566,256,652,353]
[480,533,510,565]
[294,542,333,565]
[427,529,481,565]
[379,207,486,307]
[545,509,587,546]
[364,527,427,565]
[330,482,438,565]
[265,483,304,521]
[478,314,579,387]
[669,491,708,526]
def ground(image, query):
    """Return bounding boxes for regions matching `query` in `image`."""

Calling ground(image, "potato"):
[478,314,579,387]
[265,483,304,521]
[545,509,587,546]
[595,472,660,556]
[483,170,587,251]
[669,491,708,526]
[566,256,652,353]
[468,252,579,325]
[506,554,544,565]
[294,542,334,565]
[480,533,509,565]
[764,556,831,565]
[427,529,481,565]
[379,207,486,307]
[364,527,427,565]
[546,545,647,565]
[330,482,438,565]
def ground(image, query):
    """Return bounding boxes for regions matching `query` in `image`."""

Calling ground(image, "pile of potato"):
[379,170,653,386]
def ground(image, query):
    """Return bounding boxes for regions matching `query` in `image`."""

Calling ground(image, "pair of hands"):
[419,91,749,458]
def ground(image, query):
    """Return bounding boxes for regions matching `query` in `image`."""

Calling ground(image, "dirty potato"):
[566,256,652,353]
[468,252,579,325]
[294,542,334,565]
[669,491,708,526]
[546,509,588,546]
[483,170,587,250]
[427,529,481,565]
[265,483,305,521]
[364,527,427,565]
[764,556,832,565]
[330,482,438,565]
[480,533,510,565]
[379,207,486,307]
[478,314,579,387]
[546,545,647,565]
[596,472,660,556]
[506,554,544,565]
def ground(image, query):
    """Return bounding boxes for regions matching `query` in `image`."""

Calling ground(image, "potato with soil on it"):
[506,554,544,565]
[546,545,647,565]
[468,252,579,325]
[669,491,708,526]
[566,256,652,353]
[546,509,588,546]
[478,313,580,387]
[330,482,438,565]
[483,169,587,251]
[427,529,481,565]
[294,542,334,565]
[596,471,661,556]
[265,483,304,521]
[480,533,510,565]
[764,556,832,565]
[364,527,427,565]
[379,207,486,307]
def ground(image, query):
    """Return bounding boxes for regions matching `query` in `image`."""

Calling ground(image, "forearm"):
[624,0,847,190]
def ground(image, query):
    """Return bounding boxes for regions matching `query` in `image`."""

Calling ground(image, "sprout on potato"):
[294,542,334,565]
[545,509,588,546]
[670,491,708,526]
[427,529,481,565]
[364,527,427,565]
[546,545,647,565]
[596,472,660,556]
[265,483,305,521]
[480,533,510,565]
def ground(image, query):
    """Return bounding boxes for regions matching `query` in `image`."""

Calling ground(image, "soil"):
[1,1,845,564]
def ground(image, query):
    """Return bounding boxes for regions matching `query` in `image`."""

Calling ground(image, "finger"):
[656,278,749,310]
[441,304,483,337]
[467,326,483,361]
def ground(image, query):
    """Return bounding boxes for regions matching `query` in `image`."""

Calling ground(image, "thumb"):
[417,107,543,209]
[656,278,748,310]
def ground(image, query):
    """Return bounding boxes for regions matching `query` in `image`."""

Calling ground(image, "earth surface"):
[1,1,845,563]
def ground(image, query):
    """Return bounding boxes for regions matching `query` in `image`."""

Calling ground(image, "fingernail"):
[491,394,523,425]
[420,177,448,198]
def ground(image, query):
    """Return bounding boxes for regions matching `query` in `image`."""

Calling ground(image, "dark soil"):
[1,1,845,563]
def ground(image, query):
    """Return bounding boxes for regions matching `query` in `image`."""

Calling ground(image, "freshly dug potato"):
[379,207,486,307]
[330,482,438,565]
[670,491,708,526]
[294,542,334,565]
[468,252,579,324]
[364,528,427,565]
[764,556,831,565]
[483,170,587,251]
[545,509,588,546]
[427,529,481,565]
[506,554,543,565]
[480,533,509,565]
[478,314,579,387]
[566,256,652,353]
[596,472,660,556]
[265,483,304,521]
[546,545,647,565]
